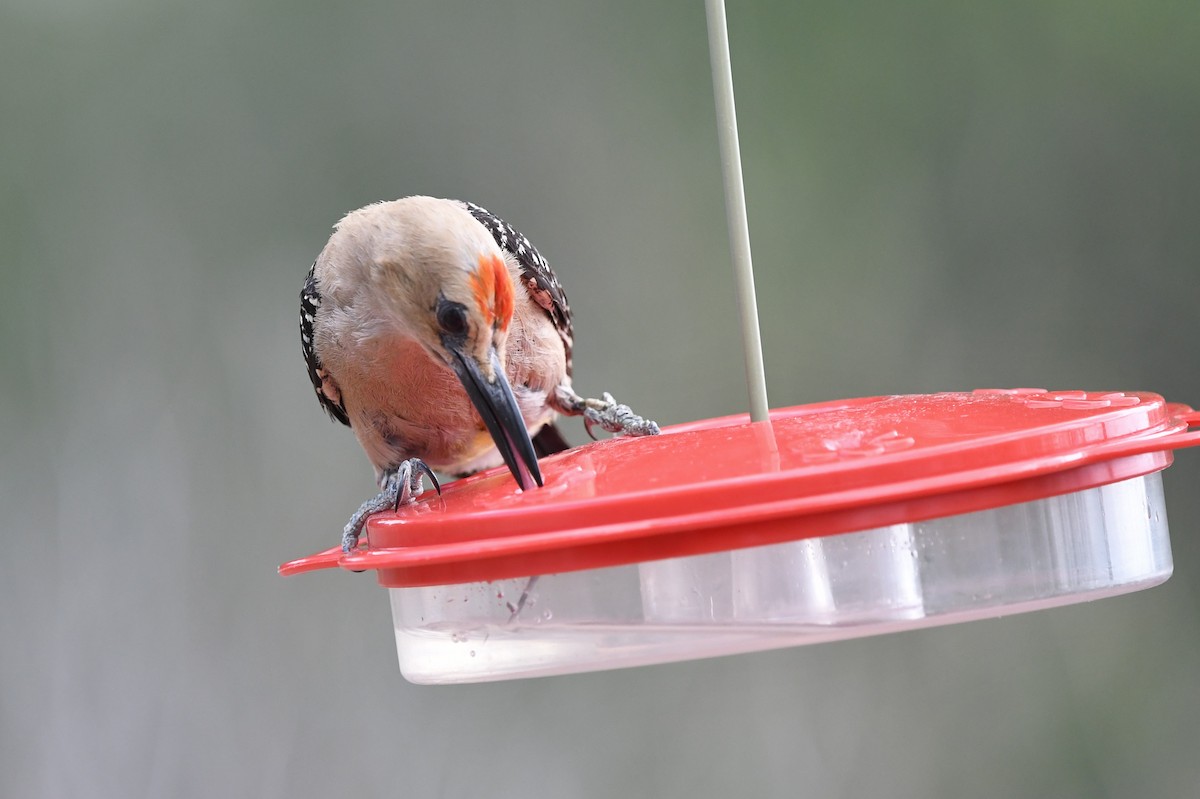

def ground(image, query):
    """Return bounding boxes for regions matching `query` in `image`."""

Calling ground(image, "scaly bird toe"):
[341,458,441,553]
[581,391,661,440]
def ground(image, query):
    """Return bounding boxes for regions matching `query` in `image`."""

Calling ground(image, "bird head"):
[350,197,543,491]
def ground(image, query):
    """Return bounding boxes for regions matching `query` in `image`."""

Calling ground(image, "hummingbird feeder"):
[281,1,1200,684]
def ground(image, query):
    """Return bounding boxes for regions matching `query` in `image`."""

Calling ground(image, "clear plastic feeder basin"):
[282,390,1200,684]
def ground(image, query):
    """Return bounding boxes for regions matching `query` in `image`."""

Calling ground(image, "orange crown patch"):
[470,253,514,331]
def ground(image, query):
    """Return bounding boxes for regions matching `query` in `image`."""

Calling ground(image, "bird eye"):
[436,300,469,338]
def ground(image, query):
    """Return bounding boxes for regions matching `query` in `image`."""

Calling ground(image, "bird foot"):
[577,391,661,440]
[342,459,441,553]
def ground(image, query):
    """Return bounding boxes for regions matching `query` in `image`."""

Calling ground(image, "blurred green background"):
[3,1,1198,796]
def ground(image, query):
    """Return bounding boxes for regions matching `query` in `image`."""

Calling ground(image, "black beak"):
[449,345,543,491]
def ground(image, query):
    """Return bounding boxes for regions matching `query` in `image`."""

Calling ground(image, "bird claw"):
[391,459,441,511]
[581,392,661,440]
[342,458,441,553]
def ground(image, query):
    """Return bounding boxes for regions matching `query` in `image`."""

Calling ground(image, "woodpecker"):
[301,196,660,552]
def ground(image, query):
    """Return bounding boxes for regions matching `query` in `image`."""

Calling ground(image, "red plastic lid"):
[281,389,1200,586]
